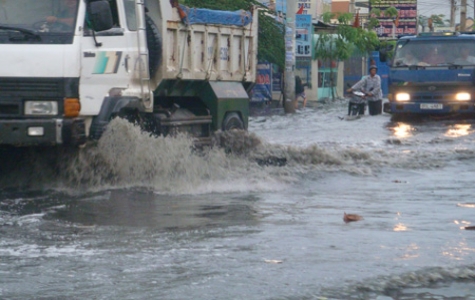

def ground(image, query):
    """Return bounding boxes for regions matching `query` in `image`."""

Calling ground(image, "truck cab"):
[0,0,257,147]
[384,32,475,119]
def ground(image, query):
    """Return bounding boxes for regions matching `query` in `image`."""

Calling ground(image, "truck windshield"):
[0,0,78,43]
[393,39,475,67]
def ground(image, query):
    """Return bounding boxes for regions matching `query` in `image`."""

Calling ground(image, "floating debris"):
[344,212,363,223]
[392,180,407,183]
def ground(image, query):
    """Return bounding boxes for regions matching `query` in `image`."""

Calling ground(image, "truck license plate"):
[420,103,443,109]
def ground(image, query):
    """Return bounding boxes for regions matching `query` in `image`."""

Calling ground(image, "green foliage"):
[314,17,380,63]
[379,39,396,60]
[367,5,398,34]
[366,18,380,30]
[370,8,381,18]
[385,7,398,18]
[430,14,446,26]
[182,0,285,68]
[337,13,354,25]
[321,12,334,24]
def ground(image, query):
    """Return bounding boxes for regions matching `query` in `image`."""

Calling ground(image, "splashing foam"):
[0,119,379,193]
[321,265,475,299]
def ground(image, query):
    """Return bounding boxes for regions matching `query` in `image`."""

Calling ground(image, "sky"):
[418,0,474,20]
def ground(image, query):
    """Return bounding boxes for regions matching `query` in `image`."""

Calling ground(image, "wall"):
[331,0,350,13]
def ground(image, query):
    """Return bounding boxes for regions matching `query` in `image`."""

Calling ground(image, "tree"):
[315,12,379,100]
[182,0,285,68]
[418,14,446,32]
[365,0,400,40]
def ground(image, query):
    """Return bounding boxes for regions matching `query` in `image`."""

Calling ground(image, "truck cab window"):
[108,0,120,27]
[84,0,123,36]
[123,0,137,31]
[0,0,79,44]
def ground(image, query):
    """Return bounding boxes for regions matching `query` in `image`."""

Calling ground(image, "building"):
[258,0,335,103]
[268,0,332,20]
[331,0,369,14]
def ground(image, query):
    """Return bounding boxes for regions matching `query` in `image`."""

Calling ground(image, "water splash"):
[319,265,475,300]
[0,119,390,193]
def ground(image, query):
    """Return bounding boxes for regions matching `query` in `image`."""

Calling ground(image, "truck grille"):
[0,104,20,115]
[412,94,455,101]
[0,78,64,97]
[0,77,78,118]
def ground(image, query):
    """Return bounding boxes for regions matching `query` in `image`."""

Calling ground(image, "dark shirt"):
[295,76,305,94]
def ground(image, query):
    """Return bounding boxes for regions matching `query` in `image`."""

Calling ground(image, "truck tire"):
[145,15,162,78]
[222,112,244,131]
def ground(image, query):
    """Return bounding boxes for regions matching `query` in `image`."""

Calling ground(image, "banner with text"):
[251,62,272,102]
[296,14,312,57]
[369,0,417,39]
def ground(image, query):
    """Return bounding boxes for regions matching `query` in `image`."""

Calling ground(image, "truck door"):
[80,0,142,116]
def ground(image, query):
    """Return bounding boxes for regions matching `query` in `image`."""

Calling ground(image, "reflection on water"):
[445,124,472,137]
[393,212,409,232]
[50,190,262,229]
[392,123,415,138]
[389,121,475,141]
[442,240,475,261]
[401,243,420,260]
[393,223,409,232]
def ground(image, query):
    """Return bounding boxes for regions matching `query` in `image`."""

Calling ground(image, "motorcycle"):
[346,89,367,120]
[346,88,373,120]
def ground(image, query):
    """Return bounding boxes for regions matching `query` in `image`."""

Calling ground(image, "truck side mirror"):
[379,44,394,63]
[380,49,388,62]
[88,1,113,32]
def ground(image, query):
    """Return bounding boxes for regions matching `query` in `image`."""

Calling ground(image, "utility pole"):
[450,0,456,29]
[460,0,467,31]
[284,0,297,113]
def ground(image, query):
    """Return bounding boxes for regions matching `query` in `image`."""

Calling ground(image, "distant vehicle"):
[384,32,475,120]
[0,0,258,147]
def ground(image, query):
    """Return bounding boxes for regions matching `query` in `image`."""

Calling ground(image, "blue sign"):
[296,14,312,57]
[251,63,273,102]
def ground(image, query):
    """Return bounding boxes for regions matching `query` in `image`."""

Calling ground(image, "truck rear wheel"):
[222,112,244,131]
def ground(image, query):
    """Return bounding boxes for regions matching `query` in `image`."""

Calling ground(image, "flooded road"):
[2,102,475,299]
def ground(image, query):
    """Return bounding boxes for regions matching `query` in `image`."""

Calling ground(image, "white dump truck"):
[0,0,257,146]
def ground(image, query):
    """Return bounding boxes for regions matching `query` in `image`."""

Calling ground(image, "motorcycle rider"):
[346,65,382,116]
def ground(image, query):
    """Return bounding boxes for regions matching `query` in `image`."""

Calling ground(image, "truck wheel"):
[145,15,162,78]
[222,112,244,131]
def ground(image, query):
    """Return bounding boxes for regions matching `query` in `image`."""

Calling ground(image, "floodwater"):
[2,101,475,299]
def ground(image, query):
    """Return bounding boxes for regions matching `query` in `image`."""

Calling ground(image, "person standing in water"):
[346,65,382,116]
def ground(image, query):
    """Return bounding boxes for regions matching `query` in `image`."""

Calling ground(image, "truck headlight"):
[455,92,471,101]
[395,93,410,102]
[25,101,58,116]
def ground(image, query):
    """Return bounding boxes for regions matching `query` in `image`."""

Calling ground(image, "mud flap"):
[154,107,212,145]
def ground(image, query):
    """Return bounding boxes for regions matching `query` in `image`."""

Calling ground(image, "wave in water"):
[2,118,475,193]
[318,265,475,300]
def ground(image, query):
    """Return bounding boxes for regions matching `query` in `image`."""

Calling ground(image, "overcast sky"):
[418,0,474,20]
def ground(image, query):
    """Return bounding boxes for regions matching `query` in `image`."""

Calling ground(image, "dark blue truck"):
[383,32,475,119]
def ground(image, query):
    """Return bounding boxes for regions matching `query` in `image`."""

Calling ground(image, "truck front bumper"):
[385,102,475,115]
[0,118,86,147]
